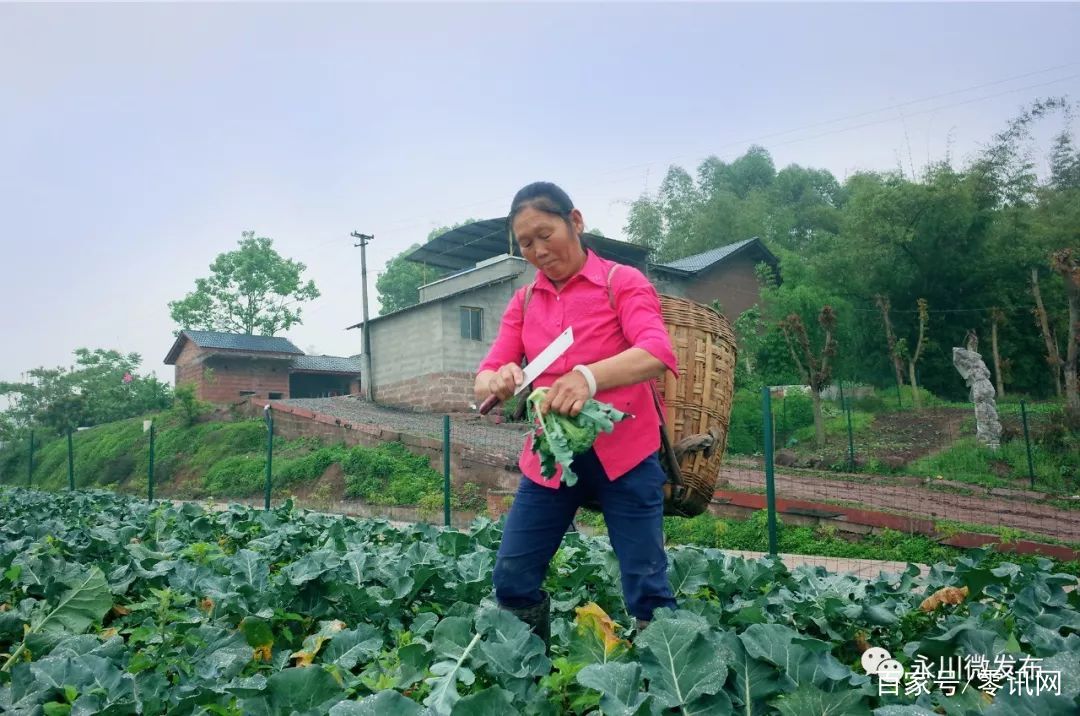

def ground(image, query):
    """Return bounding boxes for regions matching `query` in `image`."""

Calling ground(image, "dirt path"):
[720,464,1080,543]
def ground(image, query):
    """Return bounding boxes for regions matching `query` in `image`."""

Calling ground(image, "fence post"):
[443,415,451,528]
[845,386,856,471]
[762,386,779,556]
[28,430,34,488]
[148,421,156,502]
[67,428,75,491]
[264,405,274,511]
[1020,400,1035,490]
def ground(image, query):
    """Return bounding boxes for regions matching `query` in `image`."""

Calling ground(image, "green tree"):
[36,391,88,435]
[169,231,319,336]
[624,196,664,257]
[624,147,842,262]
[0,349,170,435]
[768,164,845,250]
[1049,249,1080,416]
[375,220,475,314]
[778,306,838,446]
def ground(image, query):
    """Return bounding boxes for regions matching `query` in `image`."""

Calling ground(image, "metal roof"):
[347,274,518,330]
[652,237,775,274]
[403,217,649,272]
[164,330,304,364]
[289,355,363,374]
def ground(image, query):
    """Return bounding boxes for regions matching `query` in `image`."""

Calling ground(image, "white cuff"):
[572,364,597,399]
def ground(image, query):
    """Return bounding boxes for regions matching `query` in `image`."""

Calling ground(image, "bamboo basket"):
[653,295,738,517]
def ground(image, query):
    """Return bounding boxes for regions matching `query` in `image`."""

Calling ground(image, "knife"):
[478,326,574,415]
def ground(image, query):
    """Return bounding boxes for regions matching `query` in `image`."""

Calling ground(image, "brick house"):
[649,238,780,320]
[348,220,776,412]
[164,330,362,403]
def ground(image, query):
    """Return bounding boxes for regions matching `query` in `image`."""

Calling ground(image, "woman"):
[474,182,679,645]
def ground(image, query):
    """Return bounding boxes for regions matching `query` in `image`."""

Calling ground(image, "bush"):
[894,384,943,409]
[776,392,815,434]
[0,447,25,484]
[727,390,764,455]
[99,454,136,485]
[455,482,485,512]
[342,442,440,504]
[852,393,887,413]
[275,446,345,487]
[172,384,211,427]
[191,422,267,470]
[203,455,267,496]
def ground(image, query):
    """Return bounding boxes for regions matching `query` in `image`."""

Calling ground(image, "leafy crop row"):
[0,488,1077,714]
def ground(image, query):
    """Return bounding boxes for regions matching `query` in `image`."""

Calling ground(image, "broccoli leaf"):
[526,388,629,486]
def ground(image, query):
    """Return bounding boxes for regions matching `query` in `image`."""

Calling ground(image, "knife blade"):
[478,326,574,414]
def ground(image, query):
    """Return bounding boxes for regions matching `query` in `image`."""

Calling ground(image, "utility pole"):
[351,231,375,401]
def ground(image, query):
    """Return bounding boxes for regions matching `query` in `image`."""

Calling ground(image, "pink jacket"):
[478,250,679,488]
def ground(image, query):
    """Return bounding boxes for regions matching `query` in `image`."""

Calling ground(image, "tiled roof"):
[164,330,304,364]
[182,330,304,354]
[654,238,758,273]
[290,355,363,374]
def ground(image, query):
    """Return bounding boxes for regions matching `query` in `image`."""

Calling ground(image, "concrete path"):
[720,549,928,580]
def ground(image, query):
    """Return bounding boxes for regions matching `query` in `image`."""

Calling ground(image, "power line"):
[353,63,1080,243]
[598,64,1080,177]
[771,73,1080,150]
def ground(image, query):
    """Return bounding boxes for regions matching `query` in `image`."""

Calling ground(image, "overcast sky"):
[2,2,1078,386]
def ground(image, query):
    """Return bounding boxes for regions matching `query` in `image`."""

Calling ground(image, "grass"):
[897,400,1080,494]
[904,436,1079,494]
[786,408,875,447]
[0,410,451,506]
[573,509,1080,577]
[656,510,1080,578]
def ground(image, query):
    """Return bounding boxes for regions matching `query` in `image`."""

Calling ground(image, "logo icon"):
[862,646,905,685]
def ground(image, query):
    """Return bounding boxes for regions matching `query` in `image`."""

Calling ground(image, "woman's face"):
[512,206,586,285]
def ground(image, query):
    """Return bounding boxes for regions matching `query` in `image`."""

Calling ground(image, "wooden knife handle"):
[478,394,500,415]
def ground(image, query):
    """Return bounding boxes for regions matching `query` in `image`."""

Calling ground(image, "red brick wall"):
[375,371,475,412]
[174,341,208,399]
[682,254,764,321]
[174,344,291,404]
[199,356,290,403]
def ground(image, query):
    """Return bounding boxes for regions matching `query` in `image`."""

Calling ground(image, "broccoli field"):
[0,488,1078,715]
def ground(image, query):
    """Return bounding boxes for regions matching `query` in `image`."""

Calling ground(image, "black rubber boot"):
[503,591,551,648]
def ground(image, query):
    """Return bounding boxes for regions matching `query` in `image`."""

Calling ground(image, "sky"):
[2,2,1078,387]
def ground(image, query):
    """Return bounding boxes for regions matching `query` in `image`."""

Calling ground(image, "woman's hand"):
[474,363,525,403]
[539,370,591,417]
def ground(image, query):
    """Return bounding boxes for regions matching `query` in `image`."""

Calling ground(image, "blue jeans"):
[492,449,676,621]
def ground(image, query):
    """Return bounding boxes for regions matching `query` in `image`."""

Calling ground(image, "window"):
[268,392,284,400]
[460,307,483,341]
[239,390,256,397]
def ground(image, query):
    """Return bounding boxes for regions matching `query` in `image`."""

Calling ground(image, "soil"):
[782,407,967,469]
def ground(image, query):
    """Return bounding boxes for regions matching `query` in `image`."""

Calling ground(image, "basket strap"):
[522,282,535,315]
[605,264,618,310]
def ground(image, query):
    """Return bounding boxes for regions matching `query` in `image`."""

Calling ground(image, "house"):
[649,237,780,320]
[164,330,362,403]
[348,219,776,412]
[346,218,648,412]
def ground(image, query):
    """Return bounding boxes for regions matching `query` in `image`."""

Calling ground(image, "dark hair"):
[507,182,576,241]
